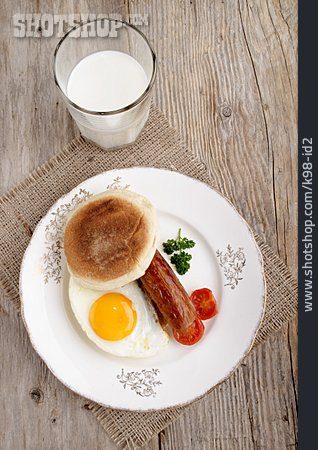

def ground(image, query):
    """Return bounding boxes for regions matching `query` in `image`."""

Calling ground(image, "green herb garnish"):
[163,228,196,275]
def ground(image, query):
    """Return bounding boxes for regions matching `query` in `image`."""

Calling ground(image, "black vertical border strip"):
[299,2,317,448]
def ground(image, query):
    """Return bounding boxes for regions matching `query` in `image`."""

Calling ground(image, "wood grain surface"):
[0,0,297,449]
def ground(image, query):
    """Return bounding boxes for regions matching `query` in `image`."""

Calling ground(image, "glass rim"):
[53,18,157,116]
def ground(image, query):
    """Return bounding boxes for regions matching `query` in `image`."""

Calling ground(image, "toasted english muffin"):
[64,189,159,291]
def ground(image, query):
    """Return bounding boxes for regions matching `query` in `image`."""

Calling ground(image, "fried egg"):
[69,276,169,358]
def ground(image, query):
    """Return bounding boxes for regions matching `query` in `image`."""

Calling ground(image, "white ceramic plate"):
[20,168,265,411]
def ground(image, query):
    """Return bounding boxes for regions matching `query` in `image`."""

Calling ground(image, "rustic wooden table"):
[0,1,297,448]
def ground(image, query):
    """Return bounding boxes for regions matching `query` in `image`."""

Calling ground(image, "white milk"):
[66,51,150,149]
[67,51,148,112]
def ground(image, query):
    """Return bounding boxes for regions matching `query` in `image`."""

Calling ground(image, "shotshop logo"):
[12,13,149,38]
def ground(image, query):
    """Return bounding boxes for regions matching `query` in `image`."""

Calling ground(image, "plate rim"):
[19,166,266,411]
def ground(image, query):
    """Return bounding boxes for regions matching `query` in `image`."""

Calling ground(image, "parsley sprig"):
[163,228,196,275]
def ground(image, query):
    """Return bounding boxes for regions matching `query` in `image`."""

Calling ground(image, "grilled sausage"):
[140,250,197,331]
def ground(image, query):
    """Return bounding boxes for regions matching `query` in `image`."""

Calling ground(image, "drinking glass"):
[53,18,156,150]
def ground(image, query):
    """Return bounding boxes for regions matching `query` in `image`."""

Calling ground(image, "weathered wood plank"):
[0,0,297,449]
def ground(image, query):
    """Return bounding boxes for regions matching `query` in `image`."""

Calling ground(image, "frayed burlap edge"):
[0,106,297,449]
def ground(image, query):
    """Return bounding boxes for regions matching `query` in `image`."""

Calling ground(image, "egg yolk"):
[89,293,137,341]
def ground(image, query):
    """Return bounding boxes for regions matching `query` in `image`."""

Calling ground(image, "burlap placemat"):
[0,106,297,449]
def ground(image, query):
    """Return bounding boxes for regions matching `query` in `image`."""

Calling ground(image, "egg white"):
[69,276,169,358]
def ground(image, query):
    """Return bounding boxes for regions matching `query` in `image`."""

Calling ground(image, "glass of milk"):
[53,18,156,150]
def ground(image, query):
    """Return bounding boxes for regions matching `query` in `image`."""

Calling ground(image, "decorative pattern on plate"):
[42,189,92,283]
[117,368,162,397]
[216,245,246,289]
[106,176,130,190]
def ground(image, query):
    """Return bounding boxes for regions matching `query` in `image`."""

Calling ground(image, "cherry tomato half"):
[173,318,205,345]
[190,288,218,320]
